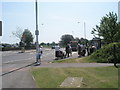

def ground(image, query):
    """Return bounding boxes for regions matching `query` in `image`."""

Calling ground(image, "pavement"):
[2,65,36,88]
[33,62,114,68]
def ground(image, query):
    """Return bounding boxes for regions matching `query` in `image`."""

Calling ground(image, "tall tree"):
[60,34,74,46]
[91,12,119,44]
[22,29,34,48]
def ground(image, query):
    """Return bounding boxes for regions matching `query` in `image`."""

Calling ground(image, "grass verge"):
[51,56,96,63]
[31,66,118,88]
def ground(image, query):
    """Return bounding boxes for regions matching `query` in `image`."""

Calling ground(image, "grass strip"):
[31,66,118,88]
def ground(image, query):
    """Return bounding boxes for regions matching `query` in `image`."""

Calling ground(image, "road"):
[1,48,114,88]
[1,48,56,88]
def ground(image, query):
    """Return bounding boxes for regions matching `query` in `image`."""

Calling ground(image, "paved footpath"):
[33,62,114,68]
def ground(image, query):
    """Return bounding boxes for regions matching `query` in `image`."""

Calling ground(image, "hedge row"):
[1,47,36,51]
[89,42,120,63]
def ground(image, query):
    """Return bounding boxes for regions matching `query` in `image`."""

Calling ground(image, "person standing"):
[65,44,70,57]
[36,46,43,65]
[55,44,60,59]
[82,44,86,56]
[69,44,72,56]
[77,44,81,57]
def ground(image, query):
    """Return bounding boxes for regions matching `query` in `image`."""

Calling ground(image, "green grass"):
[51,56,96,63]
[31,66,118,88]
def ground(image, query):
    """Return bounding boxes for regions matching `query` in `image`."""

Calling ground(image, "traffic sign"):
[35,30,39,35]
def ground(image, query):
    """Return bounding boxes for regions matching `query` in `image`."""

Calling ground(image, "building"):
[118,1,120,22]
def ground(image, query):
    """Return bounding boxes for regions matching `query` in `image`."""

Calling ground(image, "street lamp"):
[35,0,39,63]
[118,1,120,23]
[84,22,86,39]
[77,21,86,39]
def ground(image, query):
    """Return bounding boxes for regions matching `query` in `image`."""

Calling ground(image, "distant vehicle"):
[0,44,4,48]
[70,41,78,51]
[51,46,55,49]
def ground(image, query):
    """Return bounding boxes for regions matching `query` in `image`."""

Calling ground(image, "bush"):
[2,47,21,51]
[89,42,120,63]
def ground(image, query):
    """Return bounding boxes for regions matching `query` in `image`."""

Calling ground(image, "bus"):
[70,41,78,51]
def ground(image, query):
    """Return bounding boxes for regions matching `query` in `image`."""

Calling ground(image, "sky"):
[1,0,119,44]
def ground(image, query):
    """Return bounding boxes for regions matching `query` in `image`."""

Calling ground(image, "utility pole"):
[78,21,86,39]
[35,0,39,63]
[84,22,86,39]
[118,1,120,23]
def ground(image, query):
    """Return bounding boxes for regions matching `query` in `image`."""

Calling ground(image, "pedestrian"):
[65,44,70,57]
[82,44,86,56]
[77,44,81,57]
[89,45,96,54]
[69,44,72,56]
[36,46,43,65]
[80,44,86,56]
[54,44,60,60]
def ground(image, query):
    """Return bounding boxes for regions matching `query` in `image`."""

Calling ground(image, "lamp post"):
[118,1,120,23]
[35,0,39,63]
[78,21,86,39]
[84,22,86,39]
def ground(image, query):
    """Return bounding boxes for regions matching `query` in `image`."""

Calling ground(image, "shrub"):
[89,42,120,63]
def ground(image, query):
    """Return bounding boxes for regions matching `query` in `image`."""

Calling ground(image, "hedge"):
[89,42,120,63]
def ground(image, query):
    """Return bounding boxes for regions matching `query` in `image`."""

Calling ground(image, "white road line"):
[32,75,35,81]
[72,52,77,54]
[3,57,34,64]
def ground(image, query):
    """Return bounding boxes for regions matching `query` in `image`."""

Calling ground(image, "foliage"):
[59,34,89,46]
[79,38,89,45]
[22,29,34,48]
[91,12,120,44]
[90,42,120,63]
[59,34,74,46]
[12,27,23,41]
[51,41,56,46]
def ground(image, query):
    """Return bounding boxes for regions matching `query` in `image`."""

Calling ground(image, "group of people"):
[35,43,97,65]
[54,43,97,59]
[77,44,97,57]
[54,44,72,60]
[77,44,86,57]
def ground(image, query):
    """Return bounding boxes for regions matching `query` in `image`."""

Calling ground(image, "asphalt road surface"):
[2,48,58,88]
[1,48,114,88]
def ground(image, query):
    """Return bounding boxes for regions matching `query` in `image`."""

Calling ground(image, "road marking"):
[3,57,35,64]
[32,75,35,81]
[72,52,77,54]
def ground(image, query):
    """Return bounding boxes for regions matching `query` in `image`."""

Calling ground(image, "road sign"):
[35,30,39,35]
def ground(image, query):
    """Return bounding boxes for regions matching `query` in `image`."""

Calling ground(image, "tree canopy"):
[22,29,34,48]
[60,34,74,46]
[91,12,120,44]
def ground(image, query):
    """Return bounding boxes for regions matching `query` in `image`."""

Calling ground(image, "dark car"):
[51,46,55,49]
